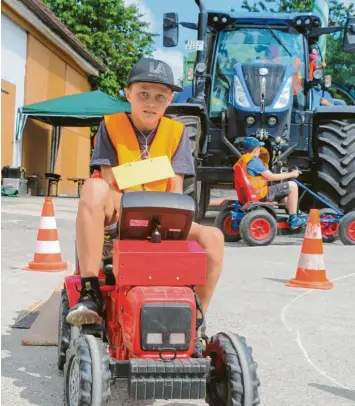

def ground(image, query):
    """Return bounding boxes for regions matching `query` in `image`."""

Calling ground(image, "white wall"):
[1,12,27,166]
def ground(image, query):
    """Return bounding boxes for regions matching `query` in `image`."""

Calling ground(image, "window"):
[209,27,306,116]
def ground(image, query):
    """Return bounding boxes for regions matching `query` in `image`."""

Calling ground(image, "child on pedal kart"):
[66,57,224,357]
[235,137,307,230]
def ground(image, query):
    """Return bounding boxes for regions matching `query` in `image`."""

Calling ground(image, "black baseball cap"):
[128,57,183,92]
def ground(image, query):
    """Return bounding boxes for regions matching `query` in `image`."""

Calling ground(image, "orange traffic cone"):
[286,209,333,290]
[25,197,68,272]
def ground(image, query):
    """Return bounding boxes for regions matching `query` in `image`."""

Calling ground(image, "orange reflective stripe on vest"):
[235,153,268,200]
[104,112,184,192]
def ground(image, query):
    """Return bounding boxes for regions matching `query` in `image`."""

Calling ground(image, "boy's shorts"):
[265,182,290,202]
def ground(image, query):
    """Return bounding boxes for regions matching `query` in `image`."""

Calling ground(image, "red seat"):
[233,164,259,205]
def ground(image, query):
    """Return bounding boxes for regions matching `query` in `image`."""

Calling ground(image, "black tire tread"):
[206,333,260,406]
[315,120,355,212]
[58,288,71,370]
[64,335,111,405]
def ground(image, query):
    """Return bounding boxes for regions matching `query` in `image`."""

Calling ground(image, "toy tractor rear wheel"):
[64,335,111,406]
[205,332,260,406]
[319,208,339,243]
[214,207,241,242]
[338,211,355,245]
[58,288,71,370]
[314,120,355,213]
[239,209,277,246]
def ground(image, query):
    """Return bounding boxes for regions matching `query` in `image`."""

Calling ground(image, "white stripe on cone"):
[298,253,325,270]
[35,240,61,254]
[39,216,57,230]
[305,223,322,240]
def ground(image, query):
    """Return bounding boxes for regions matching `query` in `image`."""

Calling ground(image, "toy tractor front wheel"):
[64,335,111,406]
[58,288,71,370]
[239,209,277,246]
[214,207,241,242]
[205,332,260,406]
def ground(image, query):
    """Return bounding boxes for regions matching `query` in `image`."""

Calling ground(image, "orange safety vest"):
[308,60,317,80]
[104,112,184,192]
[235,153,268,200]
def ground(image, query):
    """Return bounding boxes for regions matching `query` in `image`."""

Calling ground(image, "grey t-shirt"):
[90,114,195,176]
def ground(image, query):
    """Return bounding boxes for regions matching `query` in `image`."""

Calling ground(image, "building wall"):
[20,38,91,197]
[2,5,93,196]
[1,80,16,167]
[1,12,27,167]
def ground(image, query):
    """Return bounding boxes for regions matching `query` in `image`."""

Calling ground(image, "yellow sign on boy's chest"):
[112,156,175,190]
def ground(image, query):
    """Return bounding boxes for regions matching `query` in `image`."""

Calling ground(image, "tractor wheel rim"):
[348,221,355,241]
[223,215,239,236]
[250,218,271,240]
[69,358,80,406]
[321,215,338,236]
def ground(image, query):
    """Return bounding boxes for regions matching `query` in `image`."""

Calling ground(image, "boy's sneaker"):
[288,214,308,230]
[102,223,119,260]
[66,281,103,325]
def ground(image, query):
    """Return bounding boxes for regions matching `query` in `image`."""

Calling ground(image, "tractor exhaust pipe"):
[192,0,208,104]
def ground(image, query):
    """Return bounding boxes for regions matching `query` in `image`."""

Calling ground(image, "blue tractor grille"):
[242,63,286,106]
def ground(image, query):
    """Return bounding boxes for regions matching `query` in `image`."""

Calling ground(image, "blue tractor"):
[163,3,355,221]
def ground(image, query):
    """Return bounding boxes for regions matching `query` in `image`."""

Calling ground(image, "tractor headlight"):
[274,77,292,109]
[147,333,163,345]
[246,115,256,126]
[234,77,251,108]
[268,116,277,126]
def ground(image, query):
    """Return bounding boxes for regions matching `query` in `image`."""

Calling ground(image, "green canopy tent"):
[15,90,131,172]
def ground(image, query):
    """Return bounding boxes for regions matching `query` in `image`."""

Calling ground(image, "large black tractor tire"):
[205,332,261,406]
[64,335,111,406]
[168,114,209,221]
[314,120,355,213]
[58,289,71,370]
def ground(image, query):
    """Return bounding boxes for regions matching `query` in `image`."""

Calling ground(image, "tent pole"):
[50,126,56,173]
[54,127,62,169]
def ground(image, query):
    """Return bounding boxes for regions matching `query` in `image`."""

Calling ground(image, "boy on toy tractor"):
[66,57,225,357]
[235,137,307,230]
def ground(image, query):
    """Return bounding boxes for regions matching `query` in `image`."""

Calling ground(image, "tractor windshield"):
[210,27,306,116]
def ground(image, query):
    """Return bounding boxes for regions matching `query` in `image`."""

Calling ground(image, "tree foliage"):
[241,0,355,87]
[43,0,156,97]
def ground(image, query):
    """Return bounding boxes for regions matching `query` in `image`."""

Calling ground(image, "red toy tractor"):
[58,191,261,405]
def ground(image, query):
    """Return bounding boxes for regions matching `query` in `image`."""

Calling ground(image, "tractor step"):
[127,357,210,400]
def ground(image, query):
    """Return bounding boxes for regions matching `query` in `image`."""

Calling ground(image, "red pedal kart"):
[58,191,261,405]
[214,164,355,246]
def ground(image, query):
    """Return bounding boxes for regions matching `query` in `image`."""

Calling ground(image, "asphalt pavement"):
[1,196,355,406]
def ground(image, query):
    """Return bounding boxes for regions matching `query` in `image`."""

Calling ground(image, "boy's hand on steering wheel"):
[290,169,301,178]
